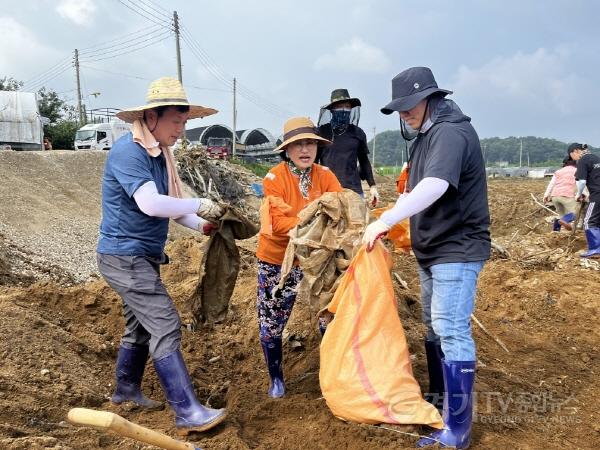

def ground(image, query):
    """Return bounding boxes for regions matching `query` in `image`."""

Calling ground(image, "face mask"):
[330,109,351,133]
[399,117,419,141]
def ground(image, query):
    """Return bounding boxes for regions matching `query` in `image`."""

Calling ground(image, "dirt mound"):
[0,172,598,449]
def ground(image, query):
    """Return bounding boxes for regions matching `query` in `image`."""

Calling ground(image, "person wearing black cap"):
[316,89,379,206]
[363,67,490,449]
[571,143,600,258]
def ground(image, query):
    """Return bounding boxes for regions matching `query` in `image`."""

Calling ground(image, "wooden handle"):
[67,408,197,450]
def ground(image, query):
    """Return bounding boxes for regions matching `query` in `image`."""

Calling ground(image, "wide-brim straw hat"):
[274,117,331,152]
[321,88,362,110]
[116,77,218,123]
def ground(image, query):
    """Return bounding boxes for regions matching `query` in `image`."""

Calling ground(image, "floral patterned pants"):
[256,260,303,342]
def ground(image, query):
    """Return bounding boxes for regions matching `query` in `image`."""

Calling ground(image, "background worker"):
[256,117,342,398]
[572,143,600,258]
[97,77,226,435]
[363,67,490,449]
[316,89,379,207]
[543,152,578,231]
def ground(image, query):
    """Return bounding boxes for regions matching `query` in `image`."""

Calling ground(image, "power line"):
[81,64,231,92]
[180,28,292,118]
[23,63,73,92]
[137,0,170,15]
[79,24,164,55]
[21,58,72,88]
[80,31,173,62]
[116,0,171,28]
[80,29,172,60]
[136,0,172,21]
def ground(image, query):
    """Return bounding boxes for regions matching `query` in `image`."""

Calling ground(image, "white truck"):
[74,120,130,151]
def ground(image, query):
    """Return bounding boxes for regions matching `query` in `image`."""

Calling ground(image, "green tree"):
[0,76,23,91]
[45,121,79,150]
[37,87,66,124]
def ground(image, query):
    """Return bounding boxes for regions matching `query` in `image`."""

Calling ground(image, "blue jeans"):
[418,261,485,361]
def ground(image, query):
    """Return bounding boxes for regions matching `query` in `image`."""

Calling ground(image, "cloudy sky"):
[2,0,599,144]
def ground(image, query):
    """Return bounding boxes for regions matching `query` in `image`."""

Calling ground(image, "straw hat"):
[116,77,218,123]
[274,117,331,152]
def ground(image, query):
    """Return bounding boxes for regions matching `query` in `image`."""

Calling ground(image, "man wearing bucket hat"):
[363,67,490,449]
[96,77,227,434]
[316,89,379,206]
[256,117,342,398]
[571,143,600,257]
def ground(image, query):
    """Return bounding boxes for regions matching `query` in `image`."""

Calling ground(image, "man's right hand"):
[543,196,551,204]
[197,199,224,221]
[577,194,587,203]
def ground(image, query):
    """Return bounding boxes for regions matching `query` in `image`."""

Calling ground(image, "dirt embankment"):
[0,153,598,449]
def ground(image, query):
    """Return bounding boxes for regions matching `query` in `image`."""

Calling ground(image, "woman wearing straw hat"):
[256,117,343,398]
[96,77,226,434]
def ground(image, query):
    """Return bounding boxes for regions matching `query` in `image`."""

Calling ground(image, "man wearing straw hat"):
[96,77,226,435]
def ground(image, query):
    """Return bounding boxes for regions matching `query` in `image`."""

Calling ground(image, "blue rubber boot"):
[111,344,163,410]
[154,349,227,435]
[559,212,576,231]
[581,228,600,258]
[260,338,285,398]
[552,218,561,232]
[424,340,444,411]
[416,360,476,449]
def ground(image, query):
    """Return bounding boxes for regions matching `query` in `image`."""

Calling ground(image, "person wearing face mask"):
[316,89,379,207]
[363,67,490,449]
[256,117,343,398]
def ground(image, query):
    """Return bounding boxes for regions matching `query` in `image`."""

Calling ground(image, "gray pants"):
[97,253,181,359]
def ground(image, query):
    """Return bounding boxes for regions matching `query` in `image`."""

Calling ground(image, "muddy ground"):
[0,152,598,449]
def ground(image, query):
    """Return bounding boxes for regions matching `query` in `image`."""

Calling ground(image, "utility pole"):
[74,49,84,125]
[232,77,237,157]
[173,11,182,83]
[519,138,523,168]
[372,126,377,168]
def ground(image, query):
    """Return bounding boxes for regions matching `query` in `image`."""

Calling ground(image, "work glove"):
[196,198,224,221]
[362,219,391,252]
[200,220,218,235]
[369,185,379,207]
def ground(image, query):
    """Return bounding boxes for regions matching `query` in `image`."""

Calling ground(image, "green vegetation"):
[230,158,272,178]
[368,131,597,168]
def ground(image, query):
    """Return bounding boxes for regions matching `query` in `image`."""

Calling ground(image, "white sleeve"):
[174,214,206,231]
[379,177,449,227]
[133,181,201,218]
[544,175,556,198]
[576,179,587,197]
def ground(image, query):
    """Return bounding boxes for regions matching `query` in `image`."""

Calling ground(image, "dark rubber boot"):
[260,338,285,398]
[111,344,163,410]
[416,360,476,449]
[154,349,227,435]
[423,340,444,411]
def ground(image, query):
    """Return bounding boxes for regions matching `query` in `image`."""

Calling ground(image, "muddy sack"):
[191,206,259,324]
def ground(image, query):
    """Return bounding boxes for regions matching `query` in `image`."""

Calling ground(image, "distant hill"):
[367,132,596,167]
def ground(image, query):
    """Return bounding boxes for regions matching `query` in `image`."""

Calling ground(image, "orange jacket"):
[257,162,343,264]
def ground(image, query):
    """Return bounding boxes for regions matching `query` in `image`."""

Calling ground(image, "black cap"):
[567,143,587,153]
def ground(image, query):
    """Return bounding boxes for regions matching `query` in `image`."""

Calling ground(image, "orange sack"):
[320,243,443,428]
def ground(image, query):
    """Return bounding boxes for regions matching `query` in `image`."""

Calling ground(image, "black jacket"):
[317,124,375,195]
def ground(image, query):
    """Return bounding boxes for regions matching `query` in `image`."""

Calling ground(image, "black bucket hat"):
[381,67,452,115]
[322,88,362,110]
[567,142,587,155]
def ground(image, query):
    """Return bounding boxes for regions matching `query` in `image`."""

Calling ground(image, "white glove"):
[369,185,379,207]
[196,198,224,221]
[362,219,391,252]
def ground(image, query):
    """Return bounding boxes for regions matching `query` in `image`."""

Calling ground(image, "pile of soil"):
[0,153,598,449]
